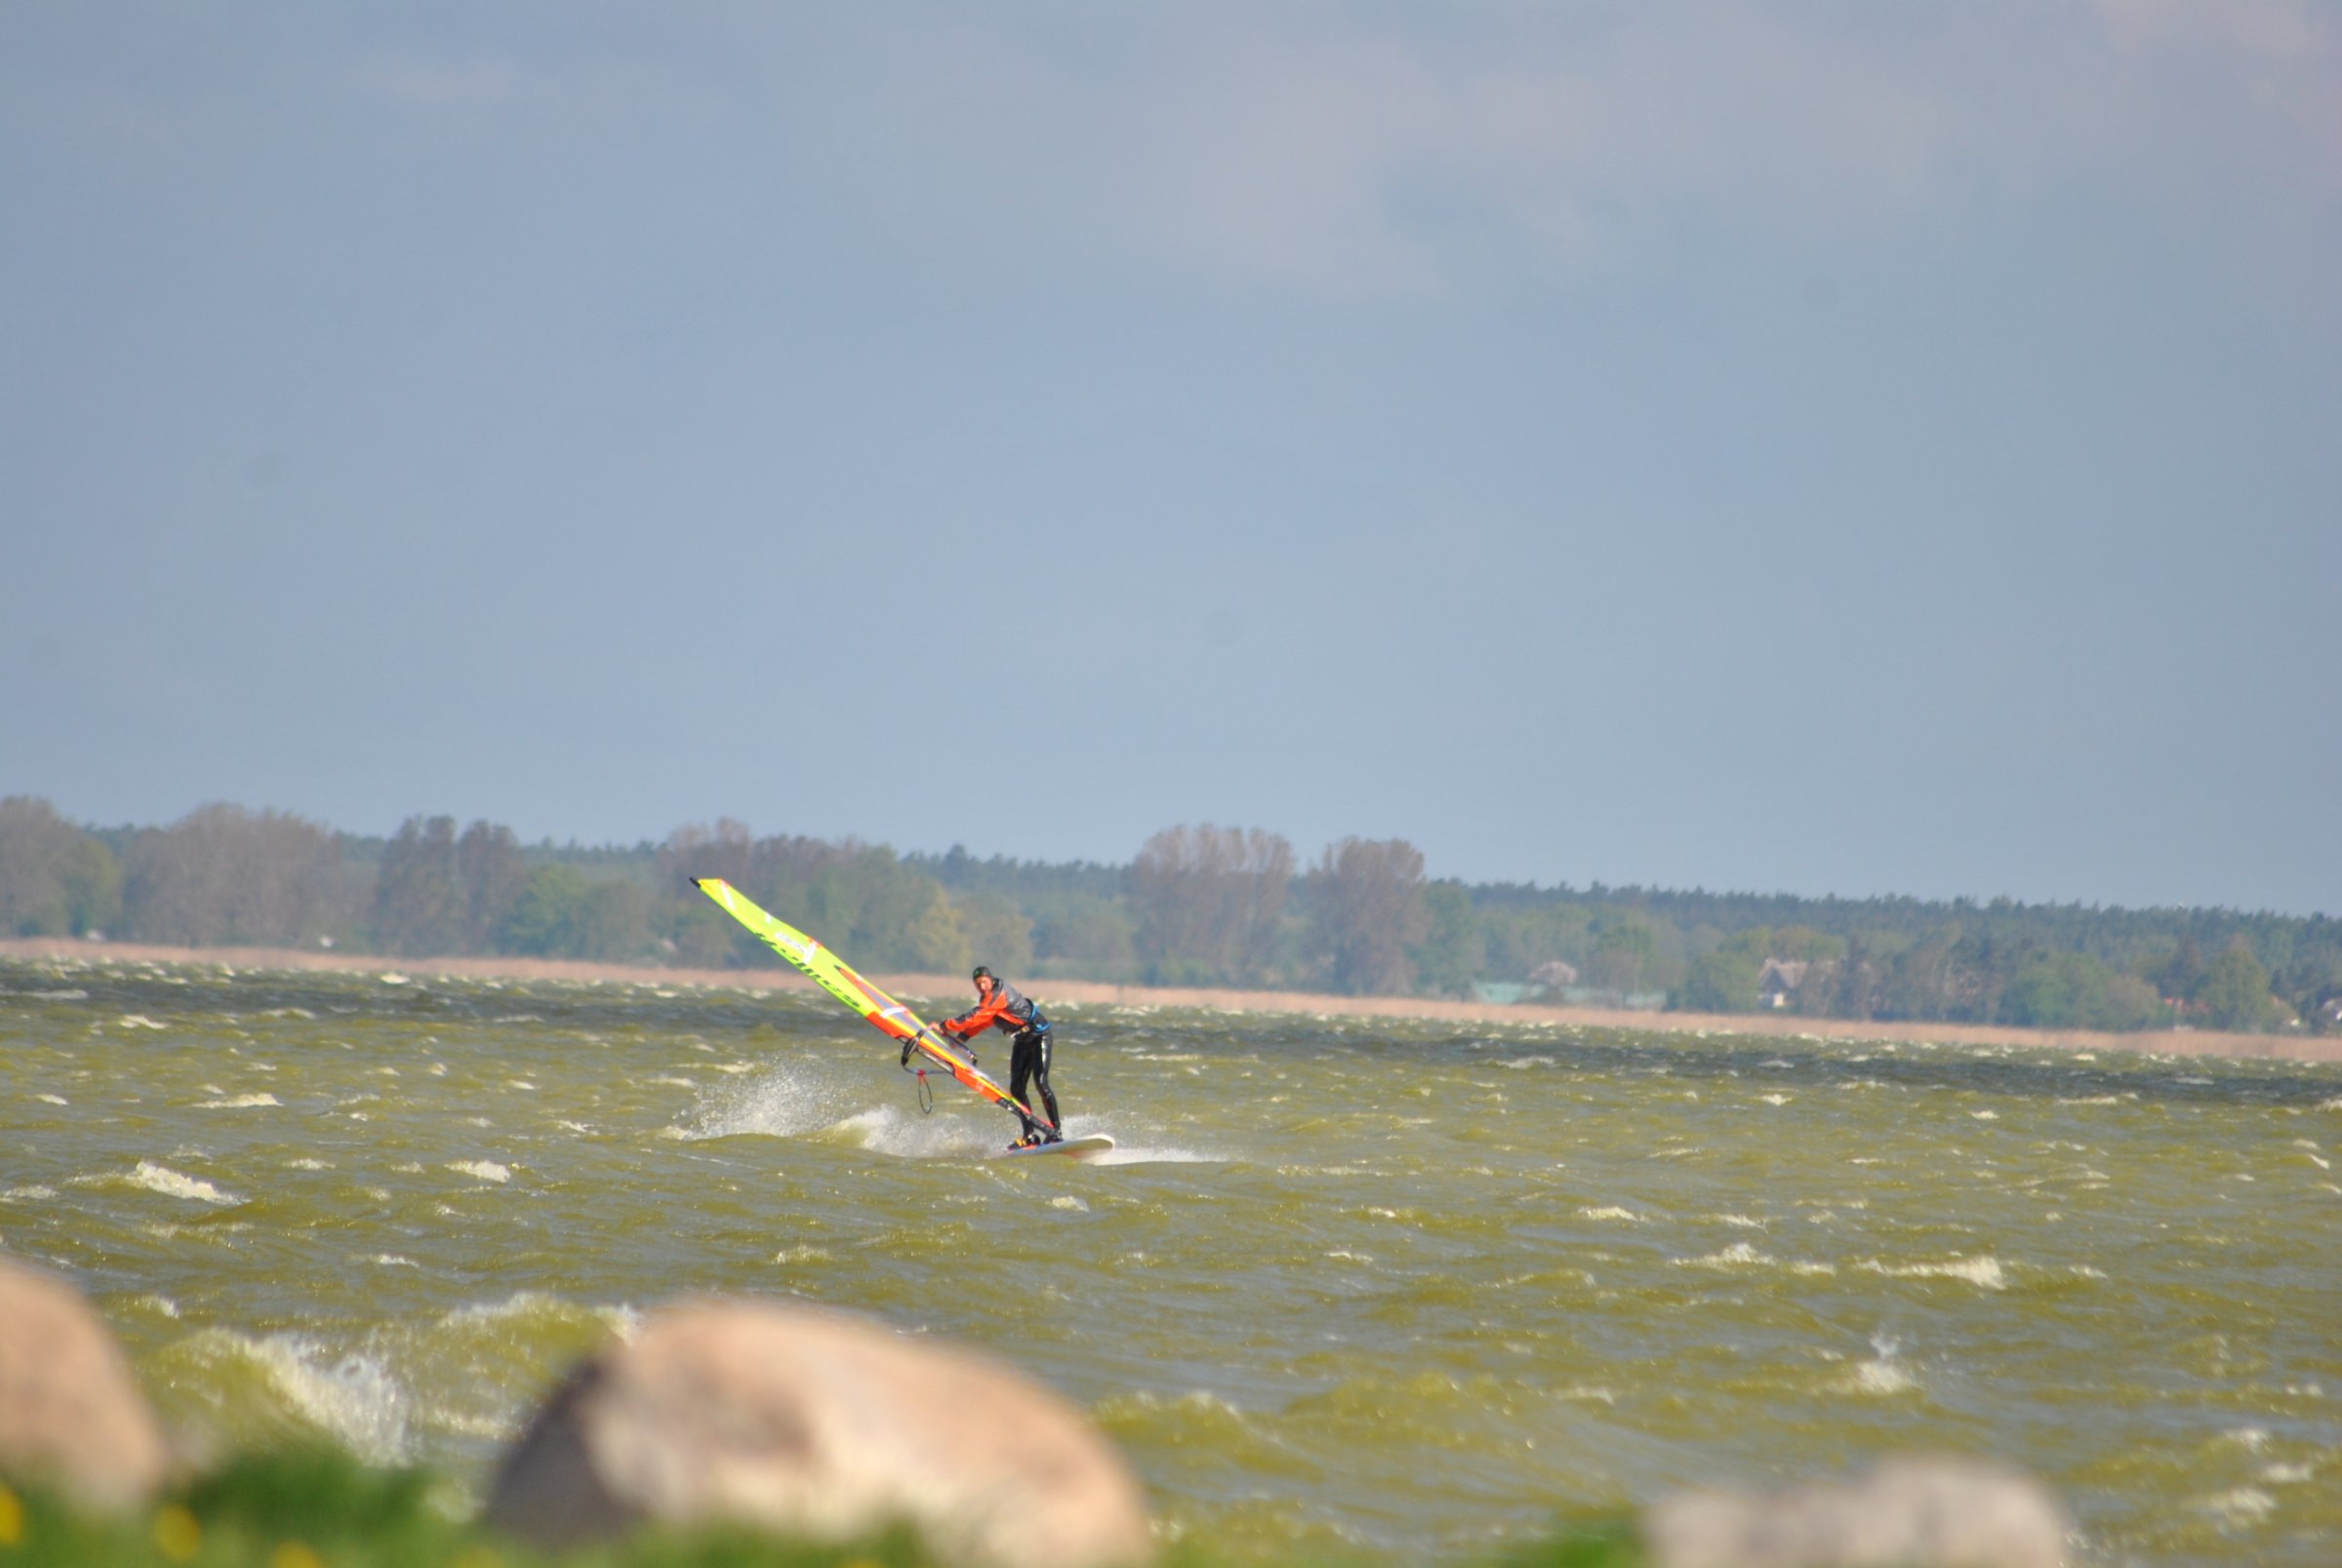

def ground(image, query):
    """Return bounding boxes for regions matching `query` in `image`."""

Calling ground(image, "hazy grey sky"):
[4,2,2336,913]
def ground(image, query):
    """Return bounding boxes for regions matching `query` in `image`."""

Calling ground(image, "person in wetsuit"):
[938,965,1062,1146]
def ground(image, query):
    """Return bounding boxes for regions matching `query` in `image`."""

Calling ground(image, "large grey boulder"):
[484,1298,1153,1568]
[0,1259,171,1508]
[1643,1454,2069,1568]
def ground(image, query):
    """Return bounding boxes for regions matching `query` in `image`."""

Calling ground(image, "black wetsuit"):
[1009,1025,1057,1140]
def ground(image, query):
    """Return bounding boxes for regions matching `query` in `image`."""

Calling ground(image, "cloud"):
[737,2,2340,301]
[11,2,2334,306]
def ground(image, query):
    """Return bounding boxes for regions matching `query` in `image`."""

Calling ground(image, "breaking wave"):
[1858,1255,2009,1291]
[126,1161,245,1206]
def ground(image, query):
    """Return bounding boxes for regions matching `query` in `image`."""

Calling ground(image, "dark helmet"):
[972,965,993,985]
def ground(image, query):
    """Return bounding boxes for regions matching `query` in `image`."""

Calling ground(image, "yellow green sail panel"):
[692,877,1051,1131]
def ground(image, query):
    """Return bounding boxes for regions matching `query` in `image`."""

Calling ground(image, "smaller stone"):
[1644,1453,2069,1568]
[0,1260,172,1508]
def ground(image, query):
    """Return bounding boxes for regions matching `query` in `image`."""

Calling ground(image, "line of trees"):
[1127,825,1293,986]
[3,796,2332,1032]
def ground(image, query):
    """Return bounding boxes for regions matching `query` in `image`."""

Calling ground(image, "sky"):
[3,2,2337,914]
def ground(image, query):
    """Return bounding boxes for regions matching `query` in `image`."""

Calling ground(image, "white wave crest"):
[840,1105,1003,1160]
[1860,1255,2007,1290]
[434,1291,635,1345]
[1681,1241,1773,1269]
[2197,1487,2277,1523]
[129,1161,244,1206]
[441,1291,551,1328]
[446,1160,510,1184]
[1848,1357,1918,1394]
[684,1060,869,1141]
[251,1336,411,1464]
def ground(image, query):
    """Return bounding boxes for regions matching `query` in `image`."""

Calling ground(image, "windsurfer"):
[938,966,1062,1146]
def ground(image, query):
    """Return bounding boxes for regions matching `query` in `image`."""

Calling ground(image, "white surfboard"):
[999,1133,1116,1161]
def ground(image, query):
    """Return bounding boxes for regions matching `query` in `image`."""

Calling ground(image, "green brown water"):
[4,957,2339,1565]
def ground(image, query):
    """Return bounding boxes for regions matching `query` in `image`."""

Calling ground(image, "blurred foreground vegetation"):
[0,1449,1641,1568]
[1,795,2332,1034]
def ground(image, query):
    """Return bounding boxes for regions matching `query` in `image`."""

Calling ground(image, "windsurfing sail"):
[693,877,1057,1135]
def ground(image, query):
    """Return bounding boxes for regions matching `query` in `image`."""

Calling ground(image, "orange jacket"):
[942,978,1046,1040]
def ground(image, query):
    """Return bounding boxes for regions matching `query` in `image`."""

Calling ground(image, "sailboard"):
[694,877,1111,1157]
[1000,1132,1116,1162]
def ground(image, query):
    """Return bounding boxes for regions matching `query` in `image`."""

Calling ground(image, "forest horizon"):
[3,795,2332,1038]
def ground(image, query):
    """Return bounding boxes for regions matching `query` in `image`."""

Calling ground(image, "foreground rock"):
[1643,1454,2069,1568]
[0,1259,171,1508]
[485,1298,1153,1568]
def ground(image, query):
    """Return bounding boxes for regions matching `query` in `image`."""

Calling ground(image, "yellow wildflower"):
[151,1504,202,1562]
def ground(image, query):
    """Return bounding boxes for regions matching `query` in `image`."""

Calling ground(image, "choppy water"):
[3,956,2339,1565]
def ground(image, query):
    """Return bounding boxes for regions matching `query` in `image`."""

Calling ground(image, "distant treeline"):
[2,797,2333,1034]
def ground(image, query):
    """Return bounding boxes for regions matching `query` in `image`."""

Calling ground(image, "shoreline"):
[5,936,2336,1065]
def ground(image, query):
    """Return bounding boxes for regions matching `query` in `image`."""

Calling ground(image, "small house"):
[1758,958,1809,1009]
